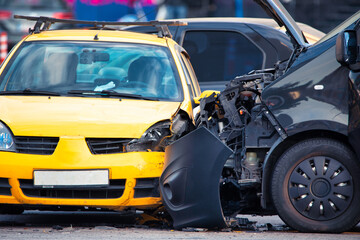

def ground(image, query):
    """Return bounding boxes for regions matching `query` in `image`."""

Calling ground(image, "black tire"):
[271,138,360,233]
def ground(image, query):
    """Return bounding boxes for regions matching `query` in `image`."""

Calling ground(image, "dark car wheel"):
[271,138,360,233]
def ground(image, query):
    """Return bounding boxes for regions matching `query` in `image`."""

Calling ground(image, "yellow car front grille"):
[86,138,132,154]
[0,178,11,196]
[14,136,59,155]
[133,178,160,198]
[18,179,126,199]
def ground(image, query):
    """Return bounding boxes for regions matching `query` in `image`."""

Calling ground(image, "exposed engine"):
[197,62,287,216]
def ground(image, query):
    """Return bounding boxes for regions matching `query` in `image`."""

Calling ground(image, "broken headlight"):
[126,121,171,152]
[0,122,16,152]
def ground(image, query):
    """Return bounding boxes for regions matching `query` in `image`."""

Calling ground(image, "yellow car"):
[0,16,200,214]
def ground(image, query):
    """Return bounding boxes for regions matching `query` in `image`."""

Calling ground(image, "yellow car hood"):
[0,96,181,138]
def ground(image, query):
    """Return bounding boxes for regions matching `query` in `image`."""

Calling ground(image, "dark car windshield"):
[0,0,67,10]
[0,41,183,101]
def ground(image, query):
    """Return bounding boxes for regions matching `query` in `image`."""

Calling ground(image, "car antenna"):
[93,24,105,40]
[94,32,99,40]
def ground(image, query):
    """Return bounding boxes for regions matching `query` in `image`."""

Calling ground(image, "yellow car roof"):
[24,29,169,46]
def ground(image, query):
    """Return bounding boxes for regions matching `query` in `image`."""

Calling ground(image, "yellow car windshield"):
[0,41,183,101]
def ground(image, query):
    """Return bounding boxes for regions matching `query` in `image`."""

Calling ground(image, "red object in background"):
[53,12,74,19]
[79,0,112,6]
[0,32,8,64]
[64,0,75,6]
[0,10,12,20]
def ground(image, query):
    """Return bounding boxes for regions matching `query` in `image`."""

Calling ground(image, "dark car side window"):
[182,31,263,83]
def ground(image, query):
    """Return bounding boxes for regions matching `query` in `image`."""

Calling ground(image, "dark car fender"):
[160,127,233,229]
[260,120,349,209]
[260,136,283,209]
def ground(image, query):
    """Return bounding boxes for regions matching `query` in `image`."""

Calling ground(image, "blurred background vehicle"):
[0,0,73,49]
[68,0,360,34]
[127,17,324,91]
[1,0,359,62]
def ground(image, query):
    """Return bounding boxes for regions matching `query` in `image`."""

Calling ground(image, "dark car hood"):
[254,0,309,48]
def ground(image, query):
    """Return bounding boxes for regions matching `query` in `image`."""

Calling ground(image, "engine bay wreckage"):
[159,0,360,234]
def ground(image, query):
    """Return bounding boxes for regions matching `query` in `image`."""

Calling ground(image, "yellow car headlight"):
[126,121,171,152]
[0,122,16,152]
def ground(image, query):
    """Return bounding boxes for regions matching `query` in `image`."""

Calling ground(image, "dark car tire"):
[271,138,360,233]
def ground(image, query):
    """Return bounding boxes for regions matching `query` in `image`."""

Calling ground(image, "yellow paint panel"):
[0,137,164,209]
[0,96,180,138]
[25,29,168,46]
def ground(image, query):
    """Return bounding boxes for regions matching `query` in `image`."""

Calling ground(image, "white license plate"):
[34,170,109,188]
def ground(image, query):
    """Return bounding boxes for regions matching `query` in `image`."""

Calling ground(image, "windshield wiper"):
[67,90,159,101]
[0,89,61,96]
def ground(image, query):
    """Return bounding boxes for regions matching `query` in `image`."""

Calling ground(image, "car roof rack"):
[14,15,187,38]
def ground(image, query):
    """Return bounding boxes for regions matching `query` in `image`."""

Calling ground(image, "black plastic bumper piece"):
[160,127,233,229]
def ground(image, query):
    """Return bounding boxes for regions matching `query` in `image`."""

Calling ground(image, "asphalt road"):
[0,211,360,239]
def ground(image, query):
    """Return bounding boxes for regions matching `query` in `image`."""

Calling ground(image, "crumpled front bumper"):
[0,136,163,211]
[160,127,233,229]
